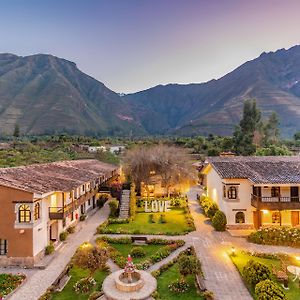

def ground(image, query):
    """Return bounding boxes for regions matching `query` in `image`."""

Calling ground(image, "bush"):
[178,254,200,276]
[255,279,286,300]
[130,246,146,258]
[88,291,103,300]
[242,260,271,287]
[59,231,68,241]
[149,214,155,223]
[73,276,96,294]
[80,214,86,221]
[205,202,219,219]
[248,226,300,247]
[66,225,75,234]
[45,244,54,255]
[109,199,119,217]
[202,290,214,300]
[159,214,166,223]
[130,183,137,217]
[99,236,132,244]
[212,210,227,231]
[168,278,190,293]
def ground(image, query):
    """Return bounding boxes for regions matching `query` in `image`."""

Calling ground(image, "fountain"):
[102,255,157,300]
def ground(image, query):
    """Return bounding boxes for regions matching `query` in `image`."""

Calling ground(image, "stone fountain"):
[102,255,157,300]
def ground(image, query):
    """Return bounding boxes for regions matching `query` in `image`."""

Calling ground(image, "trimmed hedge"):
[212,210,227,231]
[242,259,271,287]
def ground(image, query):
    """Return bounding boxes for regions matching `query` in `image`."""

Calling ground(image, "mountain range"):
[1,45,300,137]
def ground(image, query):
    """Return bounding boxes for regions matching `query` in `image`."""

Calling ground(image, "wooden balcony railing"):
[251,194,300,210]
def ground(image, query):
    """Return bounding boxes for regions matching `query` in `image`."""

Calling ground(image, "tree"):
[262,112,280,146]
[233,100,261,155]
[13,123,20,138]
[123,145,196,197]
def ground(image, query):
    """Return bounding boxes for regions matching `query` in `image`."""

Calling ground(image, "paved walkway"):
[9,201,111,300]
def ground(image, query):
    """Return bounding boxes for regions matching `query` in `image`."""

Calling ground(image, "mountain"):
[125,45,300,137]
[0,53,144,136]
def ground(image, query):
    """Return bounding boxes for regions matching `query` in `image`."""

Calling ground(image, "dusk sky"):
[1,0,300,93]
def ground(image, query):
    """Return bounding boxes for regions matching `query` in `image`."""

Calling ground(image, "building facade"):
[201,156,300,230]
[0,159,119,267]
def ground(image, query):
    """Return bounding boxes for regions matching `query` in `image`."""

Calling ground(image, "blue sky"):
[1,0,300,93]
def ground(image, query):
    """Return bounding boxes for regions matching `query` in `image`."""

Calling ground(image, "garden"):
[97,196,195,235]
[230,250,300,300]
[151,247,210,300]
[40,242,109,300]
[96,236,185,270]
[0,273,26,299]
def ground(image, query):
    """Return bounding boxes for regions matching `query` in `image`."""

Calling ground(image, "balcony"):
[49,207,65,220]
[251,194,300,210]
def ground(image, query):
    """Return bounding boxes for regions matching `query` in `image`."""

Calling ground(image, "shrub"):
[80,214,86,221]
[255,279,286,300]
[205,202,219,219]
[168,278,190,293]
[0,273,26,298]
[149,213,155,223]
[66,225,76,234]
[45,244,55,255]
[178,254,200,276]
[130,183,137,217]
[107,218,129,224]
[242,260,271,287]
[202,290,214,300]
[136,260,151,270]
[159,214,166,223]
[88,291,103,300]
[73,276,96,294]
[212,210,227,231]
[248,226,300,247]
[59,231,68,241]
[109,199,119,217]
[99,236,132,244]
[130,246,146,258]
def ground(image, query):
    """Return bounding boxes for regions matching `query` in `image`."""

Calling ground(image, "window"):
[227,186,237,199]
[271,187,280,197]
[82,185,85,192]
[18,204,31,223]
[272,212,281,223]
[88,199,91,206]
[34,203,40,221]
[0,240,7,255]
[223,185,226,198]
[235,212,245,224]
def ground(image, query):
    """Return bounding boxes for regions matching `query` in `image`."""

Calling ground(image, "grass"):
[230,251,300,300]
[51,266,108,300]
[156,262,203,300]
[106,208,192,235]
[111,243,166,263]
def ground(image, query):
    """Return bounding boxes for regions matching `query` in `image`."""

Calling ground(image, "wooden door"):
[291,211,299,227]
[253,211,262,229]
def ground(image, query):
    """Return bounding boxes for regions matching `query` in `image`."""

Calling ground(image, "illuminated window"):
[0,240,7,255]
[19,204,31,223]
[272,212,281,223]
[228,186,237,199]
[235,212,245,223]
[34,203,40,221]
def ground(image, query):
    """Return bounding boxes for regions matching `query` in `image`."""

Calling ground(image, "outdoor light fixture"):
[262,210,269,214]
[231,246,236,256]
[19,229,25,234]
[296,256,300,262]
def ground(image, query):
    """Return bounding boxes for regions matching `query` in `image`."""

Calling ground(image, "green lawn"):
[111,243,166,263]
[231,251,300,300]
[51,266,108,300]
[106,208,192,235]
[156,262,203,300]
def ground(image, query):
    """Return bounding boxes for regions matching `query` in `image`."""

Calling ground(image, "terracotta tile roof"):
[206,156,300,184]
[0,160,118,194]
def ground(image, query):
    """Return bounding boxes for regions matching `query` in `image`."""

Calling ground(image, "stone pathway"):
[119,189,130,219]
[9,201,111,300]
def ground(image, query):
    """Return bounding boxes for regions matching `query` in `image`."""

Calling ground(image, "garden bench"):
[196,274,207,292]
[131,236,148,244]
[52,266,70,291]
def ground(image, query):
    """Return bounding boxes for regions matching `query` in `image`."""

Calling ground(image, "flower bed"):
[248,226,300,247]
[0,273,26,299]
[151,247,207,300]
[96,236,185,270]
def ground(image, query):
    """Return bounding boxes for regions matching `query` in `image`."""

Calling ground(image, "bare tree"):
[123,145,196,197]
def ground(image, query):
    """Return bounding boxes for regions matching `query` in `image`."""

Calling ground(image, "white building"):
[201,156,300,230]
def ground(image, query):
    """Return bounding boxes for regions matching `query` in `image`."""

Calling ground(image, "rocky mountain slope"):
[0,53,144,136]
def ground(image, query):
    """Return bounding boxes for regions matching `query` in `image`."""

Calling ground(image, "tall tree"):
[13,123,20,138]
[262,112,280,145]
[233,100,261,155]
